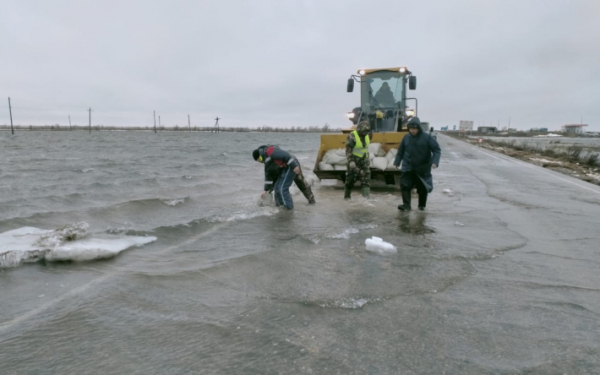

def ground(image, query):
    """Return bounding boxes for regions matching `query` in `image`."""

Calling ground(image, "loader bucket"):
[313,131,407,184]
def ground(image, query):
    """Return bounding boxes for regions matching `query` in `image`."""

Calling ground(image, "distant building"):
[459,120,473,131]
[440,126,448,131]
[478,126,497,133]
[562,124,588,134]
[539,128,548,133]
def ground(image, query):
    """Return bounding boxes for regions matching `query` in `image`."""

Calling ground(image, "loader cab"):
[346,67,417,133]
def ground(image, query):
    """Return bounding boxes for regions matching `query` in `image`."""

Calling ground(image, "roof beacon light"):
[399,67,407,73]
[359,70,366,76]
[405,109,415,117]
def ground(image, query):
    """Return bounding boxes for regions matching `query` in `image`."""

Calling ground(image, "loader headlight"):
[346,112,355,119]
[405,109,415,117]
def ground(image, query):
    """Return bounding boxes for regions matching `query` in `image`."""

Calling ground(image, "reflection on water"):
[397,211,436,234]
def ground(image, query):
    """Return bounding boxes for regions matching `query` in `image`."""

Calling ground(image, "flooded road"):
[1,131,599,374]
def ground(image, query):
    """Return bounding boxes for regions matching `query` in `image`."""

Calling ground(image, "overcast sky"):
[1,0,599,131]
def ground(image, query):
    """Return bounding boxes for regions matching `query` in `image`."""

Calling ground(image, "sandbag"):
[257,192,275,207]
[386,159,398,170]
[368,143,383,158]
[385,148,397,161]
[334,165,347,171]
[371,157,388,171]
[323,149,347,165]
[319,162,335,171]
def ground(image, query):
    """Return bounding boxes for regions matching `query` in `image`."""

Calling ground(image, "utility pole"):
[213,117,220,133]
[188,114,191,132]
[69,115,72,130]
[153,110,157,133]
[88,108,92,134]
[8,97,14,135]
[159,116,161,129]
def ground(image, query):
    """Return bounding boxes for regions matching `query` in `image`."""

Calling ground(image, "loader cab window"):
[361,71,404,110]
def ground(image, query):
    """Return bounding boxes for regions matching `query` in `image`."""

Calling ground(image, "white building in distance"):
[459,121,473,131]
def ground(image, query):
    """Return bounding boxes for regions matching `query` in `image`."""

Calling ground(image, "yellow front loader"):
[313,67,419,185]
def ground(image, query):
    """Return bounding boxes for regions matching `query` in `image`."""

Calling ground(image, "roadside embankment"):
[444,133,600,186]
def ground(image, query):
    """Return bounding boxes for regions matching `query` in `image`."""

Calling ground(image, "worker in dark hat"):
[393,117,441,211]
[344,120,372,200]
[253,145,315,209]
[374,82,396,107]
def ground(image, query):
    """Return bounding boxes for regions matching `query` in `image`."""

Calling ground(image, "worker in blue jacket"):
[253,145,315,209]
[393,117,441,211]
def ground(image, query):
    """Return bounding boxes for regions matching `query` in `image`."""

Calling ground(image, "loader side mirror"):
[409,76,417,90]
[347,78,354,92]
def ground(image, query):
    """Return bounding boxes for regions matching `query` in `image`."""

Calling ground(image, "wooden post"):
[8,97,14,135]
[88,108,92,133]
[153,110,157,133]
[188,114,191,132]
[69,115,72,130]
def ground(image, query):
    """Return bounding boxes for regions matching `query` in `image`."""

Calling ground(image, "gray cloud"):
[1,0,599,131]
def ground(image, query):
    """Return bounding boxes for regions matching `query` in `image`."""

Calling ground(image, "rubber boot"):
[344,187,352,200]
[398,190,412,211]
[418,192,427,211]
[361,186,370,198]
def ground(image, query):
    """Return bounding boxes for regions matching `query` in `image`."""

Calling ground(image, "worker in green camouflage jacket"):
[344,120,371,200]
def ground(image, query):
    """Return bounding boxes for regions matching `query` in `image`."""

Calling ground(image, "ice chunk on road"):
[0,225,156,267]
[365,236,397,255]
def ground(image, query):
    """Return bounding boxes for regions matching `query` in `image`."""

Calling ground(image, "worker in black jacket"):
[393,117,441,211]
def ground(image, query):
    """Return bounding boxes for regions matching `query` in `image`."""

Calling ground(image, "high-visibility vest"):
[352,130,370,158]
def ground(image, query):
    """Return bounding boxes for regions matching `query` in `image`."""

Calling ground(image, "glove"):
[349,161,356,169]
[432,164,438,169]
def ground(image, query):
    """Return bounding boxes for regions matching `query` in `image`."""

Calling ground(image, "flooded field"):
[1,132,600,374]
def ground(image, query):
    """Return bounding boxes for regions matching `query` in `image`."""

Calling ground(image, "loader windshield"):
[361,71,404,110]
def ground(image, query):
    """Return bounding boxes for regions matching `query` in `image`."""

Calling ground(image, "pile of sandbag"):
[318,144,399,171]
[318,148,347,171]
[369,143,398,171]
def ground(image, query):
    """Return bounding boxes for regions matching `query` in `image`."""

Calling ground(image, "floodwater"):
[1,131,600,374]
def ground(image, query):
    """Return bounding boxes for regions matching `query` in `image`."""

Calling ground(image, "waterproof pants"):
[293,168,316,204]
[400,171,428,207]
[273,167,296,209]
